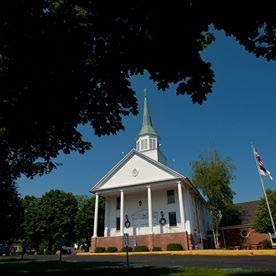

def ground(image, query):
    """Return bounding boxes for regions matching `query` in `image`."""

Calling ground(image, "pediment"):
[91,149,182,192]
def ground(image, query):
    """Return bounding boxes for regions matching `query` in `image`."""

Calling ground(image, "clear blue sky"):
[18,30,276,203]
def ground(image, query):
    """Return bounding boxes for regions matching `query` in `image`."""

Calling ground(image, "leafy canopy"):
[20,191,105,253]
[1,1,276,183]
[253,189,276,233]
[192,147,236,247]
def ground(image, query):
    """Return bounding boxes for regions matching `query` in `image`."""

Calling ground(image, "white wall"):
[106,184,198,237]
[98,154,175,190]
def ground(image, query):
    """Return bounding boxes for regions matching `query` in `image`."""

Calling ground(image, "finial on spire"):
[144,88,147,98]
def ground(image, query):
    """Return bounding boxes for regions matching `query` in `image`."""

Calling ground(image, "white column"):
[120,190,124,236]
[93,193,99,237]
[177,181,186,231]
[104,197,109,237]
[147,186,153,233]
[184,188,191,234]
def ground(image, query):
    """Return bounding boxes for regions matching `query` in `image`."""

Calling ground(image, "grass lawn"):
[0,259,275,275]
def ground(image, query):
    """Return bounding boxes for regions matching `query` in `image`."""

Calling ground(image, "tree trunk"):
[212,226,220,249]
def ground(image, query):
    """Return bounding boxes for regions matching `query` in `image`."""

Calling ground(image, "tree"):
[75,195,105,251]
[21,196,43,252]
[253,189,276,233]
[192,148,235,248]
[0,180,23,242]
[220,204,241,227]
[39,190,78,252]
[1,1,276,184]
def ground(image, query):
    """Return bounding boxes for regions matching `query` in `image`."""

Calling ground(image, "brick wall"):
[91,236,124,252]
[91,232,190,252]
[220,227,270,248]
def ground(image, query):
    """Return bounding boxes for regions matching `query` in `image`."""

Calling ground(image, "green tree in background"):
[75,195,105,251]
[39,190,78,253]
[0,181,23,242]
[253,189,276,233]
[19,191,106,253]
[21,196,42,252]
[220,204,241,227]
[192,147,236,248]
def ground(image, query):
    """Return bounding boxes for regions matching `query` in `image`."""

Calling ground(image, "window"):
[149,138,156,149]
[116,197,120,210]
[116,217,120,231]
[169,212,177,226]
[136,142,139,151]
[141,139,148,150]
[167,190,175,204]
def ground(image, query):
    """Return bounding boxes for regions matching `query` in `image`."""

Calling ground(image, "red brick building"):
[219,201,271,249]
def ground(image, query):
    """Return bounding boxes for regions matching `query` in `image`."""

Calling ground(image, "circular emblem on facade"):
[240,229,250,238]
[132,168,139,177]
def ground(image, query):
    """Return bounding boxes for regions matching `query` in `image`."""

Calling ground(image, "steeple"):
[136,89,166,164]
[138,89,158,137]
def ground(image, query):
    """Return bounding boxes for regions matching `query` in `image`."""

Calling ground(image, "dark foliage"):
[133,245,149,252]
[0,181,23,242]
[95,247,105,253]
[1,1,276,185]
[167,243,183,251]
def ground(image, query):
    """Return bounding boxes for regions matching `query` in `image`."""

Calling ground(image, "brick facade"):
[220,227,270,248]
[91,232,191,252]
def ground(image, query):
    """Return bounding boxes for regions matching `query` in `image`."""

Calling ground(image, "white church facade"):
[90,93,212,251]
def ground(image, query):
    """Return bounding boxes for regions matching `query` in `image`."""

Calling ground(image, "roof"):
[90,148,184,192]
[138,92,157,137]
[90,148,207,204]
[236,200,259,225]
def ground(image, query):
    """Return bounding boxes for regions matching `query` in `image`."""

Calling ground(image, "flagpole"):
[252,144,276,236]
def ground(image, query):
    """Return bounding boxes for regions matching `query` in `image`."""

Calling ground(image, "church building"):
[90,92,212,251]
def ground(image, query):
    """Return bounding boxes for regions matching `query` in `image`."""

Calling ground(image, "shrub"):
[167,243,183,251]
[107,247,118,252]
[152,246,162,251]
[121,246,133,252]
[95,247,106,253]
[133,245,149,252]
[258,239,272,249]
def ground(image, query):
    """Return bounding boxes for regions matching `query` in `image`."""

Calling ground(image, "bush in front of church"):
[167,243,183,251]
[95,247,106,253]
[121,246,133,252]
[152,246,162,251]
[133,245,149,252]
[107,247,118,252]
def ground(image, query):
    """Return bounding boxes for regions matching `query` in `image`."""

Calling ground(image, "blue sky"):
[18,30,276,203]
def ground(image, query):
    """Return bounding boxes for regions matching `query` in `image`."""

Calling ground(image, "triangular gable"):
[91,149,183,192]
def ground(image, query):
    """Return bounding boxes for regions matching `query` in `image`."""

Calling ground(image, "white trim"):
[120,190,124,236]
[147,186,153,233]
[178,181,186,231]
[93,193,99,237]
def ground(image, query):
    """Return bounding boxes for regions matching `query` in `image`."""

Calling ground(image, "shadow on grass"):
[0,259,179,275]
[0,259,276,275]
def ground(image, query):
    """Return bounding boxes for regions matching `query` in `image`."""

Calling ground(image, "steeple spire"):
[138,89,157,137]
[136,89,166,164]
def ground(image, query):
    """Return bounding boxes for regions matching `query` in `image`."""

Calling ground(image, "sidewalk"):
[76,249,276,256]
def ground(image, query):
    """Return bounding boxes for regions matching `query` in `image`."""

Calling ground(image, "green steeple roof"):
[138,89,158,137]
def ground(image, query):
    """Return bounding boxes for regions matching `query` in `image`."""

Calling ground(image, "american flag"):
[254,147,273,181]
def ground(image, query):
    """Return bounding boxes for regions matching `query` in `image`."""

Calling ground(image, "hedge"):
[107,247,118,252]
[121,246,133,252]
[133,245,149,252]
[95,247,106,253]
[152,246,162,251]
[167,243,183,251]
